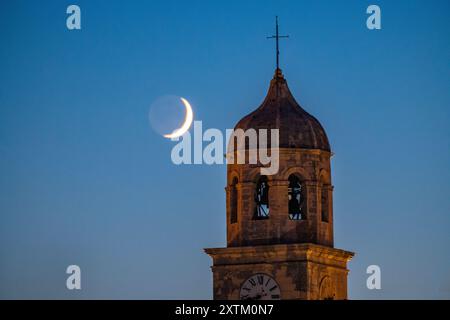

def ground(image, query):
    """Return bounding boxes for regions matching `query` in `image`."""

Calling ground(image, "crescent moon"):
[164,97,194,139]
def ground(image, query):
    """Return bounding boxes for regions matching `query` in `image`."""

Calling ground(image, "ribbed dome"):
[235,69,330,151]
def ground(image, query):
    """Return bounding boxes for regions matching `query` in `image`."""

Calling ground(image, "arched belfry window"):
[254,176,269,219]
[230,178,238,224]
[288,174,306,220]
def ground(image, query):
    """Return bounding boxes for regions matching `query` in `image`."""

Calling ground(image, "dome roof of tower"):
[234,69,331,151]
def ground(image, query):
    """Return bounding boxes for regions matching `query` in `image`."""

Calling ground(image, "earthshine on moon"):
[164,97,194,139]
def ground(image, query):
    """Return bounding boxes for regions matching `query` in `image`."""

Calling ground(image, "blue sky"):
[0,0,449,299]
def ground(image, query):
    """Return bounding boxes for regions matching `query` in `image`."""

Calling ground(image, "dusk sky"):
[0,0,449,299]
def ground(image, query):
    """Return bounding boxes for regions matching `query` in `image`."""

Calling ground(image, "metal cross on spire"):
[267,16,289,71]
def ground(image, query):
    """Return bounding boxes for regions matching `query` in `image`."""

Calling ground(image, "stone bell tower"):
[204,67,354,300]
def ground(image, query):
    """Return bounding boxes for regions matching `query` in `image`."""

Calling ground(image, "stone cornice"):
[205,243,354,269]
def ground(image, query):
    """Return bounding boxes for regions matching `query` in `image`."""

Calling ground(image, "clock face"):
[240,274,281,300]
